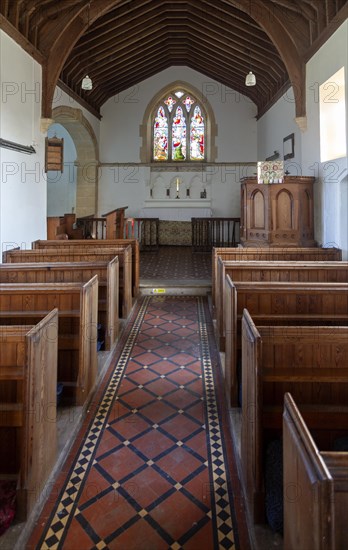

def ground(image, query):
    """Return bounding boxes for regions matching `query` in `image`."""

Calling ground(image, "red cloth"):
[0,480,16,536]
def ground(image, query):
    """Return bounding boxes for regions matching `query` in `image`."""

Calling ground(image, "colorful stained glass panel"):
[183,95,195,112]
[164,96,176,112]
[190,106,204,160]
[153,106,168,160]
[172,106,186,161]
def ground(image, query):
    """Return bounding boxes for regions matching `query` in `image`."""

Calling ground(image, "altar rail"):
[124,218,159,251]
[76,216,106,239]
[192,217,240,251]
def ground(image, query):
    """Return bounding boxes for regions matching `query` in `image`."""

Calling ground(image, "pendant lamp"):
[82,75,93,90]
[245,71,256,86]
[245,49,256,86]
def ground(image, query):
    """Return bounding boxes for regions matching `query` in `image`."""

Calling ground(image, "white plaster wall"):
[98,67,257,218]
[98,164,149,218]
[52,87,101,145]
[304,21,348,256]
[0,31,47,254]
[257,87,302,172]
[47,124,77,215]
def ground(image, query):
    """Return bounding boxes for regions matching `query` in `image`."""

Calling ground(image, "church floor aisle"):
[27,296,250,550]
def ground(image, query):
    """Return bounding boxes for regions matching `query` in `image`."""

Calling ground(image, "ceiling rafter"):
[1,0,345,119]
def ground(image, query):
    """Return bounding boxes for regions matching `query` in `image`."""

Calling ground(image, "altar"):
[139,200,213,245]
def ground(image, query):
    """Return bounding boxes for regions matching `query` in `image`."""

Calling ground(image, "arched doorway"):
[50,106,99,217]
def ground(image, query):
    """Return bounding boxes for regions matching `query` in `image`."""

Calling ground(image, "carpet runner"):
[27,296,250,549]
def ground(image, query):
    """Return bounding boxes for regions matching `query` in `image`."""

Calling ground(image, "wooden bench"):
[0,309,58,520]
[32,238,140,298]
[212,246,342,317]
[283,393,348,550]
[241,310,348,524]
[3,247,132,319]
[216,259,348,348]
[0,260,119,350]
[0,278,98,406]
[225,277,348,405]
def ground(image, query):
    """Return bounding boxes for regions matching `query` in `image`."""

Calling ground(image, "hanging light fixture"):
[245,71,256,86]
[81,2,93,91]
[245,49,256,86]
[82,75,93,90]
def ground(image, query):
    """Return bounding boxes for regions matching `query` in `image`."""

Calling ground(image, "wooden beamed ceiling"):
[1,0,347,118]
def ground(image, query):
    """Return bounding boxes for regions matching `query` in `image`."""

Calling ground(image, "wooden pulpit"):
[240,176,316,247]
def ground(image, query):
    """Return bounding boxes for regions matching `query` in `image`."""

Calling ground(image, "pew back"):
[0,260,119,350]
[241,311,348,523]
[0,278,98,405]
[3,247,132,318]
[225,276,348,404]
[216,259,348,346]
[0,309,58,519]
[32,238,139,297]
[283,393,348,550]
[212,246,342,315]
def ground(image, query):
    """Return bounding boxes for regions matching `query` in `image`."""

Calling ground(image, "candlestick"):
[176,177,180,199]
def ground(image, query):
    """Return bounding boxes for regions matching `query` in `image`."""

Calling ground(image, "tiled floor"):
[26,295,250,550]
[140,246,211,281]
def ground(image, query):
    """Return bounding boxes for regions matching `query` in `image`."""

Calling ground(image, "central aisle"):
[28,296,250,550]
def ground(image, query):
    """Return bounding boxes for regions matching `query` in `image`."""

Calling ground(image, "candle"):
[176,177,180,192]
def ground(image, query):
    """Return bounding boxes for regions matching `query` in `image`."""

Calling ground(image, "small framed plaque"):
[283,133,295,160]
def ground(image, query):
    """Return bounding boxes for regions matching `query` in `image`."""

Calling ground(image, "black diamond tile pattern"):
[27,296,248,550]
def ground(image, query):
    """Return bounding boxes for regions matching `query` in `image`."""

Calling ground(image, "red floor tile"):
[25,296,250,550]
[149,491,207,541]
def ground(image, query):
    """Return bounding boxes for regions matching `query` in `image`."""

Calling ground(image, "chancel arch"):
[51,106,99,217]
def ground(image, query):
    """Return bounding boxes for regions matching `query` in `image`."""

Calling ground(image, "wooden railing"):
[76,216,107,239]
[192,217,240,251]
[75,207,128,239]
[124,218,159,251]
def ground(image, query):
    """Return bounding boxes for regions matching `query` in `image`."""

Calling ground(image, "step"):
[139,280,211,296]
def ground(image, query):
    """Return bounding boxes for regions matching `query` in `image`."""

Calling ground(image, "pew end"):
[0,309,58,520]
[283,393,348,550]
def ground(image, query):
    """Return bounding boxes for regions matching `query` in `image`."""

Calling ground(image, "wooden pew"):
[225,277,348,405]
[241,311,348,524]
[283,393,348,550]
[216,259,348,348]
[0,260,119,350]
[0,278,98,406]
[0,309,58,519]
[32,238,140,298]
[3,247,132,319]
[212,246,342,317]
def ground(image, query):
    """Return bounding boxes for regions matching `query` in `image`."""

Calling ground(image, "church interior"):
[0,1,348,548]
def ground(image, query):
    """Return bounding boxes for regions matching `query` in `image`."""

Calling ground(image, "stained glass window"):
[152,90,205,161]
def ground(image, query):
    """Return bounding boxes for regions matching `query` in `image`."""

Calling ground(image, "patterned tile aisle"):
[27,296,250,550]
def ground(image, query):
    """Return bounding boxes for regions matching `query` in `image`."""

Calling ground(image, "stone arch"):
[51,106,99,217]
[140,81,218,163]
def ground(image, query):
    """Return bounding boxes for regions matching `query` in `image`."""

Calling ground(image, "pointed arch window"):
[153,90,206,161]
